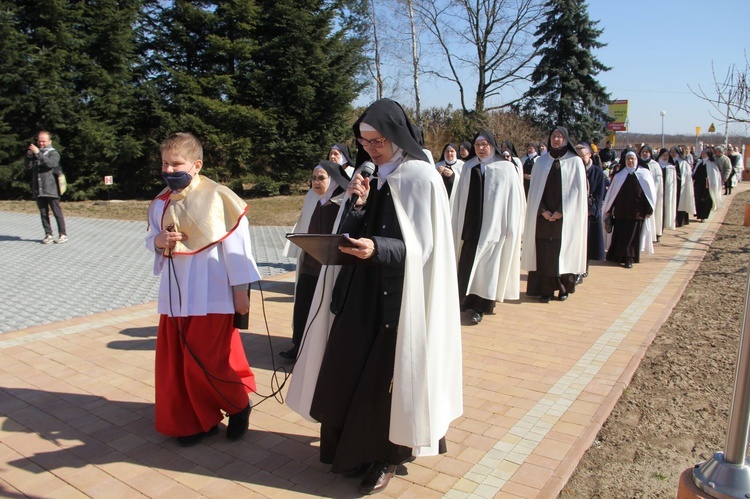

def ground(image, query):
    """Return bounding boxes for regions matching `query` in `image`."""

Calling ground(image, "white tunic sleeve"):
[221,216,262,286]
[149,207,261,317]
[146,199,167,276]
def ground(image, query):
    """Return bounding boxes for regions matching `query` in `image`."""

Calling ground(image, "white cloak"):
[662,164,677,230]
[451,157,525,302]
[647,160,664,239]
[286,158,463,456]
[435,158,463,203]
[521,151,588,275]
[511,157,525,187]
[282,189,322,260]
[701,160,724,212]
[602,167,657,255]
[731,154,742,187]
[282,188,345,328]
[677,160,696,215]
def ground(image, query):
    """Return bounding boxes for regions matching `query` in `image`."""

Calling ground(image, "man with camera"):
[25,130,67,244]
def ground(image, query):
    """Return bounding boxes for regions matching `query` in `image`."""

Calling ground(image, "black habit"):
[310,182,412,472]
[586,163,606,262]
[456,164,496,314]
[693,161,712,220]
[606,172,653,264]
[526,158,577,297]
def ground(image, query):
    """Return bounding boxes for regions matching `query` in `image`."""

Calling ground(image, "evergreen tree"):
[249,0,367,175]
[0,0,157,199]
[66,0,155,198]
[0,2,34,196]
[1,0,368,200]
[521,0,612,143]
[149,0,270,189]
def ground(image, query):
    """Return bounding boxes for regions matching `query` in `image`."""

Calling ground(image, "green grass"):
[0,195,306,227]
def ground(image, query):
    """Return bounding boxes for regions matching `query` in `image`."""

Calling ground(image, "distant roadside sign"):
[104,176,114,185]
[607,100,628,131]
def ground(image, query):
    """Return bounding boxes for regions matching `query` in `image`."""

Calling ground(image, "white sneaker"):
[41,235,53,244]
[55,235,68,244]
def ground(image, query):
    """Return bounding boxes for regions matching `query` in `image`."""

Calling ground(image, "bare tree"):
[365,0,425,115]
[406,0,421,119]
[367,0,384,100]
[415,0,544,113]
[689,55,750,136]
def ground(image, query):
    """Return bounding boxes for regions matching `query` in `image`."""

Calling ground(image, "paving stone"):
[0,212,294,333]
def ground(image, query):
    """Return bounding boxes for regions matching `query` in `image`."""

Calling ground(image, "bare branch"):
[688,54,750,126]
[414,0,544,112]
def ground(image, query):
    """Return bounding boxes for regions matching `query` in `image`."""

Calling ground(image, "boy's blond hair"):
[160,132,203,162]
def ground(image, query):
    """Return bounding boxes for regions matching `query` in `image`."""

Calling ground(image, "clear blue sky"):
[358,0,750,138]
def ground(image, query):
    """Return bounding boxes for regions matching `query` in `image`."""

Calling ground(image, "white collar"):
[376,148,405,189]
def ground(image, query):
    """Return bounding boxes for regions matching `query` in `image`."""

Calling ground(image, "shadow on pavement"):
[0,234,41,243]
[1,387,364,497]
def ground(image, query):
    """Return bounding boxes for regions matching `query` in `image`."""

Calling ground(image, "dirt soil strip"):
[560,190,750,498]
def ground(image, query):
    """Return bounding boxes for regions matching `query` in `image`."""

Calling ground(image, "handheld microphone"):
[349,161,376,208]
[338,161,376,233]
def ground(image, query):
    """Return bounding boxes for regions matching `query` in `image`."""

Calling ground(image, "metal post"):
[660,111,666,149]
[626,119,629,146]
[693,260,750,498]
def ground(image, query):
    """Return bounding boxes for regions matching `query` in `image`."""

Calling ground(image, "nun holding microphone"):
[287,98,463,495]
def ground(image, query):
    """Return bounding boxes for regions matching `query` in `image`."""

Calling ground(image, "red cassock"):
[155,313,256,436]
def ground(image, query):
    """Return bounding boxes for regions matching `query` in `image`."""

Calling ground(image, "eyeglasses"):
[357,137,387,149]
[475,142,491,148]
[311,175,328,182]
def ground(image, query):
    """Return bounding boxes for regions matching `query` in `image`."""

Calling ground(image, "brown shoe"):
[359,462,397,495]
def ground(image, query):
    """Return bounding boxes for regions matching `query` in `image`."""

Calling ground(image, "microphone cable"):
[166,253,249,413]
[163,244,333,410]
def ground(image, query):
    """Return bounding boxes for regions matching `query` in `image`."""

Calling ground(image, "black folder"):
[285,233,366,265]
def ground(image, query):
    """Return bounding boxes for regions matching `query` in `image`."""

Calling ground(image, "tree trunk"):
[407,0,420,120]
[370,0,383,100]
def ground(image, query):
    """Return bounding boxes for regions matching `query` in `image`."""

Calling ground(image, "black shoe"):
[557,292,569,302]
[470,311,483,324]
[359,462,397,495]
[177,425,219,447]
[624,262,633,269]
[539,295,551,303]
[226,403,252,441]
[279,346,299,360]
[582,271,588,278]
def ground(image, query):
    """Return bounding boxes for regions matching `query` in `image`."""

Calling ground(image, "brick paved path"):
[0,184,744,498]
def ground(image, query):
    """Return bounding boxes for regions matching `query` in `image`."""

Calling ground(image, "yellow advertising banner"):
[695,126,701,136]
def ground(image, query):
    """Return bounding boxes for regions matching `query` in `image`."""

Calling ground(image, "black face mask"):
[162,170,193,191]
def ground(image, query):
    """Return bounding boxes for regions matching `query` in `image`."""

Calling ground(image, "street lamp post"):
[660,110,666,148]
